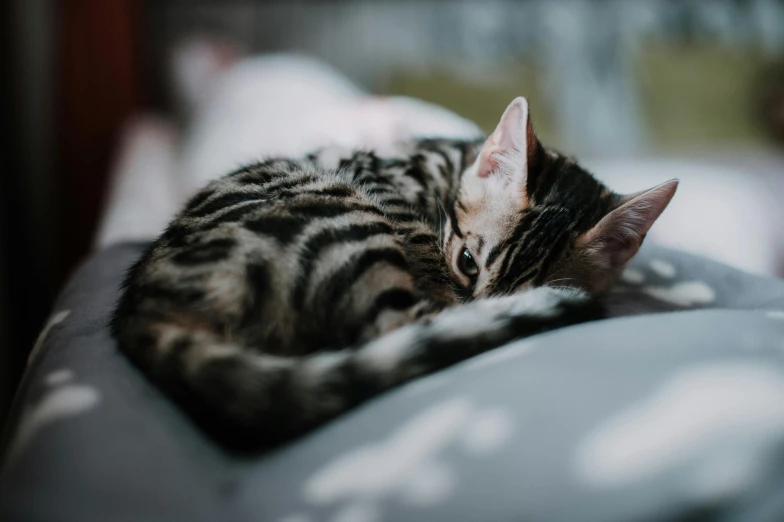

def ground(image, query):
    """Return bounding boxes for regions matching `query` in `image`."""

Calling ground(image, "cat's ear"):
[476,97,541,183]
[576,179,678,270]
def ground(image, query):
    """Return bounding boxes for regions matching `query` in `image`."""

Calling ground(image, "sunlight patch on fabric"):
[44,369,74,386]
[399,460,455,506]
[574,361,784,501]
[649,259,676,278]
[620,268,645,284]
[460,407,514,455]
[766,310,784,321]
[643,281,715,307]
[27,310,71,367]
[303,397,515,518]
[304,398,471,504]
[7,384,100,463]
[331,501,380,522]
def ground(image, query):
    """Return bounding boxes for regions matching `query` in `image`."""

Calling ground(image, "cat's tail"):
[118,287,602,451]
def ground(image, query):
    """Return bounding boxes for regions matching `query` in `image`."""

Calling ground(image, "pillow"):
[2,242,783,522]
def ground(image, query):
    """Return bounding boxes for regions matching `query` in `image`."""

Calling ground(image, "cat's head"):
[445,97,677,298]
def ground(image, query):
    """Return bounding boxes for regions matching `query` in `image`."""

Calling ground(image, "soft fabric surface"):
[95,52,482,250]
[2,243,784,522]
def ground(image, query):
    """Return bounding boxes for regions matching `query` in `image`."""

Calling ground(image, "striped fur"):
[112,97,675,449]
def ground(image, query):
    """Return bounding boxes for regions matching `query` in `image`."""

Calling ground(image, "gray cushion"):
[2,242,784,522]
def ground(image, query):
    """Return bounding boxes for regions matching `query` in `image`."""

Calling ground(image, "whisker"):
[433,191,448,252]
[545,277,581,287]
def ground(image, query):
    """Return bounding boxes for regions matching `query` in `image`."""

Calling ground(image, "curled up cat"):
[111,97,677,450]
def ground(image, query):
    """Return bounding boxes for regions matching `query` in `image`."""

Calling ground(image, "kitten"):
[111,97,677,449]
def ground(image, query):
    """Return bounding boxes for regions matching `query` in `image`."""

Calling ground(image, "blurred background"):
[3,0,784,424]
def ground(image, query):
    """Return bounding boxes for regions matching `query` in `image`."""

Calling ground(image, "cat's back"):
[113,157,420,364]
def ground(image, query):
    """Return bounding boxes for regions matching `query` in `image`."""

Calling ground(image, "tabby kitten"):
[112,98,677,449]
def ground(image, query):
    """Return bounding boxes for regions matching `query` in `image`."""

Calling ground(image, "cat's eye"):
[457,248,479,280]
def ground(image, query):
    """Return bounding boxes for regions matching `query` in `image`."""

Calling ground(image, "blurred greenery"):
[637,41,774,150]
[385,42,780,152]
[384,65,559,144]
